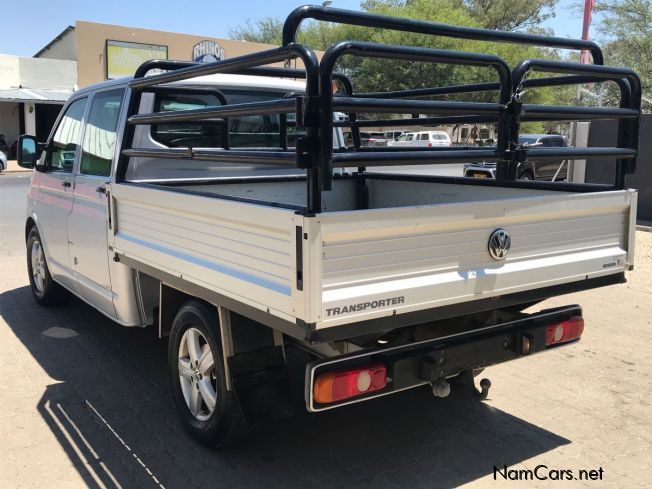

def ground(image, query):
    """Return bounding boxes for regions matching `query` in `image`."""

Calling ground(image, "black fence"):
[118,4,642,213]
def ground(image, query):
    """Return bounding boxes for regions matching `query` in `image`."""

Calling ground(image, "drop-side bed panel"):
[110,182,636,335]
[109,183,301,323]
[306,189,636,329]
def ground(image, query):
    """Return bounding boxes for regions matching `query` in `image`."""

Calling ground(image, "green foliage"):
[457,0,557,31]
[595,0,651,97]
[229,0,576,129]
[228,17,283,45]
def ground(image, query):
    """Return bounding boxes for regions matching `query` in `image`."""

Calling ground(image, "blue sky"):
[3,0,588,57]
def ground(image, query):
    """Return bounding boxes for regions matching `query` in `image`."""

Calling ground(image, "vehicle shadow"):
[1,285,570,489]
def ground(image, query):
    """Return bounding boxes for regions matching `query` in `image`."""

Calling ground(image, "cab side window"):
[81,89,125,177]
[47,97,88,172]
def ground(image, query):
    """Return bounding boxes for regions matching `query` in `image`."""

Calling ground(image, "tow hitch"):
[420,356,492,400]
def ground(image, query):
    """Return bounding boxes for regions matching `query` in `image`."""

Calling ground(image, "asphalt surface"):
[1,173,651,488]
[0,172,30,257]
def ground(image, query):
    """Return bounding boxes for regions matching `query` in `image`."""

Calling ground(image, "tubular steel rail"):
[119,4,642,213]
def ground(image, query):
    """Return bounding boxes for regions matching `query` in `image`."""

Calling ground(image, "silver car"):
[0,151,7,172]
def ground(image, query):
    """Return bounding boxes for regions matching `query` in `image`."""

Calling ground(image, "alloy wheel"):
[178,327,218,422]
[31,240,46,293]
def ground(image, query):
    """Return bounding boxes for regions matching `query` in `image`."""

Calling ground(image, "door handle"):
[61,181,72,188]
[96,186,107,194]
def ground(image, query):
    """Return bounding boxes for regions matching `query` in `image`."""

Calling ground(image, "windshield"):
[519,136,540,145]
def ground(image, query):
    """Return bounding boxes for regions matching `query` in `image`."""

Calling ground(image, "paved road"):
[0,172,30,257]
[1,173,651,488]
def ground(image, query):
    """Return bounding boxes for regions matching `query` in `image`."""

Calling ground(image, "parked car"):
[387,131,416,146]
[389,130,451,148]
[384,130,404,141]
[360,131,389,147]
[15,4,640,450]
[412,130,452,147]
[343,131,389,147]
[463,134,570,180]
[0,150,7,172]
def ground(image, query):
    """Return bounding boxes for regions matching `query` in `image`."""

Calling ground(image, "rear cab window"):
[151,89,304,149]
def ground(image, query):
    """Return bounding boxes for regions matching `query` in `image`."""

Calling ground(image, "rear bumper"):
[463,163,496,178]
[306,304,582,412]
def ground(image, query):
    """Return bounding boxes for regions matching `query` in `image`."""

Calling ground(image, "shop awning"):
[0,88,72,104]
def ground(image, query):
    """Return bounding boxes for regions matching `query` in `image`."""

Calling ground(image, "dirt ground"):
[1,178,651,489]
[625,230,652,294]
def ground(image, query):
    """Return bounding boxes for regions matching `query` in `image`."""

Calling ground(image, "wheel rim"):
[178,327,218,422]
[519,174,532,180]
[31,240,46,294]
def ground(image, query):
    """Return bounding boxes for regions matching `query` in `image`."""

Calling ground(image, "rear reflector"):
[545,316,584,346]
[313,363,387,404]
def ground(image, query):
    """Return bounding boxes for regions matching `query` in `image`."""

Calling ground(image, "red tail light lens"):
[545,316,584,346]
[428,142,432,147]
[314,363,387,404]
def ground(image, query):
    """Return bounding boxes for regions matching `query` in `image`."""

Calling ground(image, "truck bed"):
[110,174,636,338]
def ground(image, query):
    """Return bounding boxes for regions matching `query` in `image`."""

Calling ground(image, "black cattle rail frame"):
[118,4,642,213]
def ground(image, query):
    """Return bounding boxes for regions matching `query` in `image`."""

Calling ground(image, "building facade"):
[0,21,284,155]
[35,21,282,88]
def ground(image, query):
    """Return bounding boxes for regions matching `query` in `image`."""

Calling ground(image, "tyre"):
[26,227,69,306]
[168,300,250,448]
[518,171,533,181]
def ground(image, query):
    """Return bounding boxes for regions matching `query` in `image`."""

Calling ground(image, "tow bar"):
[421,357,492,400]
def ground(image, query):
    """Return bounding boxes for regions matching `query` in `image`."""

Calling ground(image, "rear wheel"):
[168,301,250,448]
[26,227,68,306]
[518,171,533,181]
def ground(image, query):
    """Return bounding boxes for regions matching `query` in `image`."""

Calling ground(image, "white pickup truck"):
[17,5,641,448]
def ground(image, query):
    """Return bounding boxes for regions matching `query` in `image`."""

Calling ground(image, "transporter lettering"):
[326,296,405,317]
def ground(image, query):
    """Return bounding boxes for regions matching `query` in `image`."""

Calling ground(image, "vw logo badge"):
[488,228,511,260]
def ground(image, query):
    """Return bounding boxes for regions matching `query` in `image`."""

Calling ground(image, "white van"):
[387,131,415,146]
[410,130,452,147]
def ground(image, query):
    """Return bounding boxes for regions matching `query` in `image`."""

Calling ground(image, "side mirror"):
[17,135,41,169]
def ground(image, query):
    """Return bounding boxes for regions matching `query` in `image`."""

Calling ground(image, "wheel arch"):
[161,283,290,413]
[25,217,37,243]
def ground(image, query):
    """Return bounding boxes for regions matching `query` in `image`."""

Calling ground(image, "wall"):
[75,21,289,87]
[23,103,36,136]
[585,114,652,221]
[0,102,20,143]
[35,27,77,61]
[0,54,77,90]
[18,57,77,90]
[0,55,21,88]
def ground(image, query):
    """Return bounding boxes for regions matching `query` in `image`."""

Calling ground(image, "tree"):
[229,0,567,130]
[458,0,557,31]
[594,0,651,96]
[228,17,283,45]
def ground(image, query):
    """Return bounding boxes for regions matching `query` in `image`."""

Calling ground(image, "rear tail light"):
[428,142,432,147]
[545,316,584,346]
[313,363,387,404]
